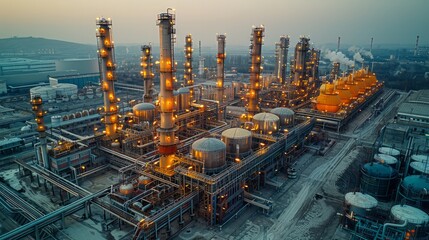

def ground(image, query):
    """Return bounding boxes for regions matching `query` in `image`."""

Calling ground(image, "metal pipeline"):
[381,220,407,239]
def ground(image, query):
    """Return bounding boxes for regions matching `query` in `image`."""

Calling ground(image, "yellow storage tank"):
[345,76,360,100]
[335,78,352,105]
[316,83,341,113]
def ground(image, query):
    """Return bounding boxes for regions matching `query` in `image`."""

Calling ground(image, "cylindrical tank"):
[119,183,134,195]
[75,112,82,118]
[360,162,398,200]
[411,154,429,163]
[391,205,429,229]
[410,162,429,174]
[51,115,62,124]
[374,153,398,166]
[345,192,378,217]
[221,128,252,158]
[88,108,96,115]
[133,103,156,123]
[53,83,78,97]
[270,107,294,127]
[379,147,400,157]
[192,138,226,173]
[30,86,56,100]
[82,110,89,117]
[138,176,151,185]
[177,87,190,111]
[173,90,180,112]
[316,83,342,113]
[252,112,279,134]
[398,175,429,210]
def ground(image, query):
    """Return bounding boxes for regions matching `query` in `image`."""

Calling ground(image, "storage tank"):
[410,162,429,174]
[270,107,294,127]
[345,192,378,216]
[192,138,226,174]
[374,153,398,166]
[138,176,151,186]
[30,86,56,100]
[411,154,429,163]
[133,103,156,123]
[177,87,190,111]
[221,128,252,158]
[391,204,429,236]
[119,183,134,196]
[53,83,78,97]
[51,115,62,124]
[316,83,341,113]
[379,147,400,157]
[398,175,429,210]
[360,162,398,200]
[173,90,180,112]
[252,112,279,134]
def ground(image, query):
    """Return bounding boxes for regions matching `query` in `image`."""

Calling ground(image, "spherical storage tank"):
[30,86,56,100]
[192,138,226,174]
[270,107,294,127]
[177,87,190,111]
[221,128,252,158]
[252,113,279,134]
[316,83,341,113]
[133,103,156,123]
[360,162,398,200]
[345,192,378,217]
[398,175,429,210]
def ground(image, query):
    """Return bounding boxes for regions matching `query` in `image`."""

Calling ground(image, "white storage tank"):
[252,112,279,134]
[51,115,62,124]
[345,192,378,217]
[53,83,78,97]
[374,153,398,166]
[192,138,226,174]
[133,103,156,123]
[270,107,294,127]
[30,86,56,100]
[409,162,429,174]
[221,128,252,158]
[391,205,429,235]
[379,147,400,157]
[119,183,134,196]
[411,154,429,163]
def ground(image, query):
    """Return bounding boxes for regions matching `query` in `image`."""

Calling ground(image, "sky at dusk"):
[1,0,428,48]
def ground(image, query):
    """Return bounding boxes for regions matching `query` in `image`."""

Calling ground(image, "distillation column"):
[96,18,118,137]
[309,48,321,90]
[274,36,289,85]
[216,34,226,104]
[246,26,264,119]
[184,34,194,103]
[31,96,48,168]
[157,10,178,170]
[141,45,154,103]
[198,41,205,77]
[330,62,340,81]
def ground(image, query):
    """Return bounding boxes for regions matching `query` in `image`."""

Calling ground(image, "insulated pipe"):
[141,45,154,103]
[216,34,226,104]
[184,34,194,103]
[381,220,407,239]
[157,10,178,169]
[96,17,118,137]
[247,26,264,119]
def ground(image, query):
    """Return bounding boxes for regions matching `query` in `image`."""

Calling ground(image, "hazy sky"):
[1,0,428,48]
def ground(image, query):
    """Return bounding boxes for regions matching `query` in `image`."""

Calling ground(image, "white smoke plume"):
[353,52,364,63]
[348,45,374,59]
[322,49,354,67]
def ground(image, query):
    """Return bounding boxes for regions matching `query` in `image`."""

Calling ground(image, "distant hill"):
[0,37,97,59]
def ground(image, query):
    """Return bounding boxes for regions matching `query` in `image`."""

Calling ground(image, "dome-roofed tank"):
[192,138,226,174]
[252,113,279,134]
[133,103,156,123]
[398,175,429,211]
[119,183,134,195]
[411,154,429,163]
[221,128,252,158]
[138,176,151,185]
[316,83,342,113]
[335,81,353,106]
[177,87,190,111]
[391,204,429,225]
[270,107,294,127]
[345,192,378,216]
[379,147,400,157]
[374,153,398,166]
[360,162,398,200]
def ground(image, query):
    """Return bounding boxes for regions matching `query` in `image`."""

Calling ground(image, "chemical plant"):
[0,8,428,240]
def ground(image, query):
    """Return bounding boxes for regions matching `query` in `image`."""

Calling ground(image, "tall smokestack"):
[141,45,154,103]
[370,37,374,53]
[184,34,194,103]
[274,36,290,85]
[247,26,264,118]
[292,36,310,85]
[216,34,226,104]
[157,9,178,170]
[414,35,420,56]
[96,17,118,137]
[31,96,49,169]
[337,36,341,52]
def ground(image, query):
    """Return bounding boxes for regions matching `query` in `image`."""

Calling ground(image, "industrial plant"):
[0,8,428,240]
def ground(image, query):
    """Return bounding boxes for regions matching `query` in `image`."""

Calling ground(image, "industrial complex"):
[0,8,428,240]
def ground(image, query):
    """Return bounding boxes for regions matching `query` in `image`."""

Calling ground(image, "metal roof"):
[362,162,397,178]
[221,128,251,139]
[378,147,400,156]
[270,107,294,117]
[374,154,398,165]
[398,102,429,119]
[253,112,279,122]
[410,162,429,174]
[411,154,429,163]
[192,138,225,152]
[402,175,429,193]
[345,192,378,209]
[133,103,156,111]
[391,205,429,225]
